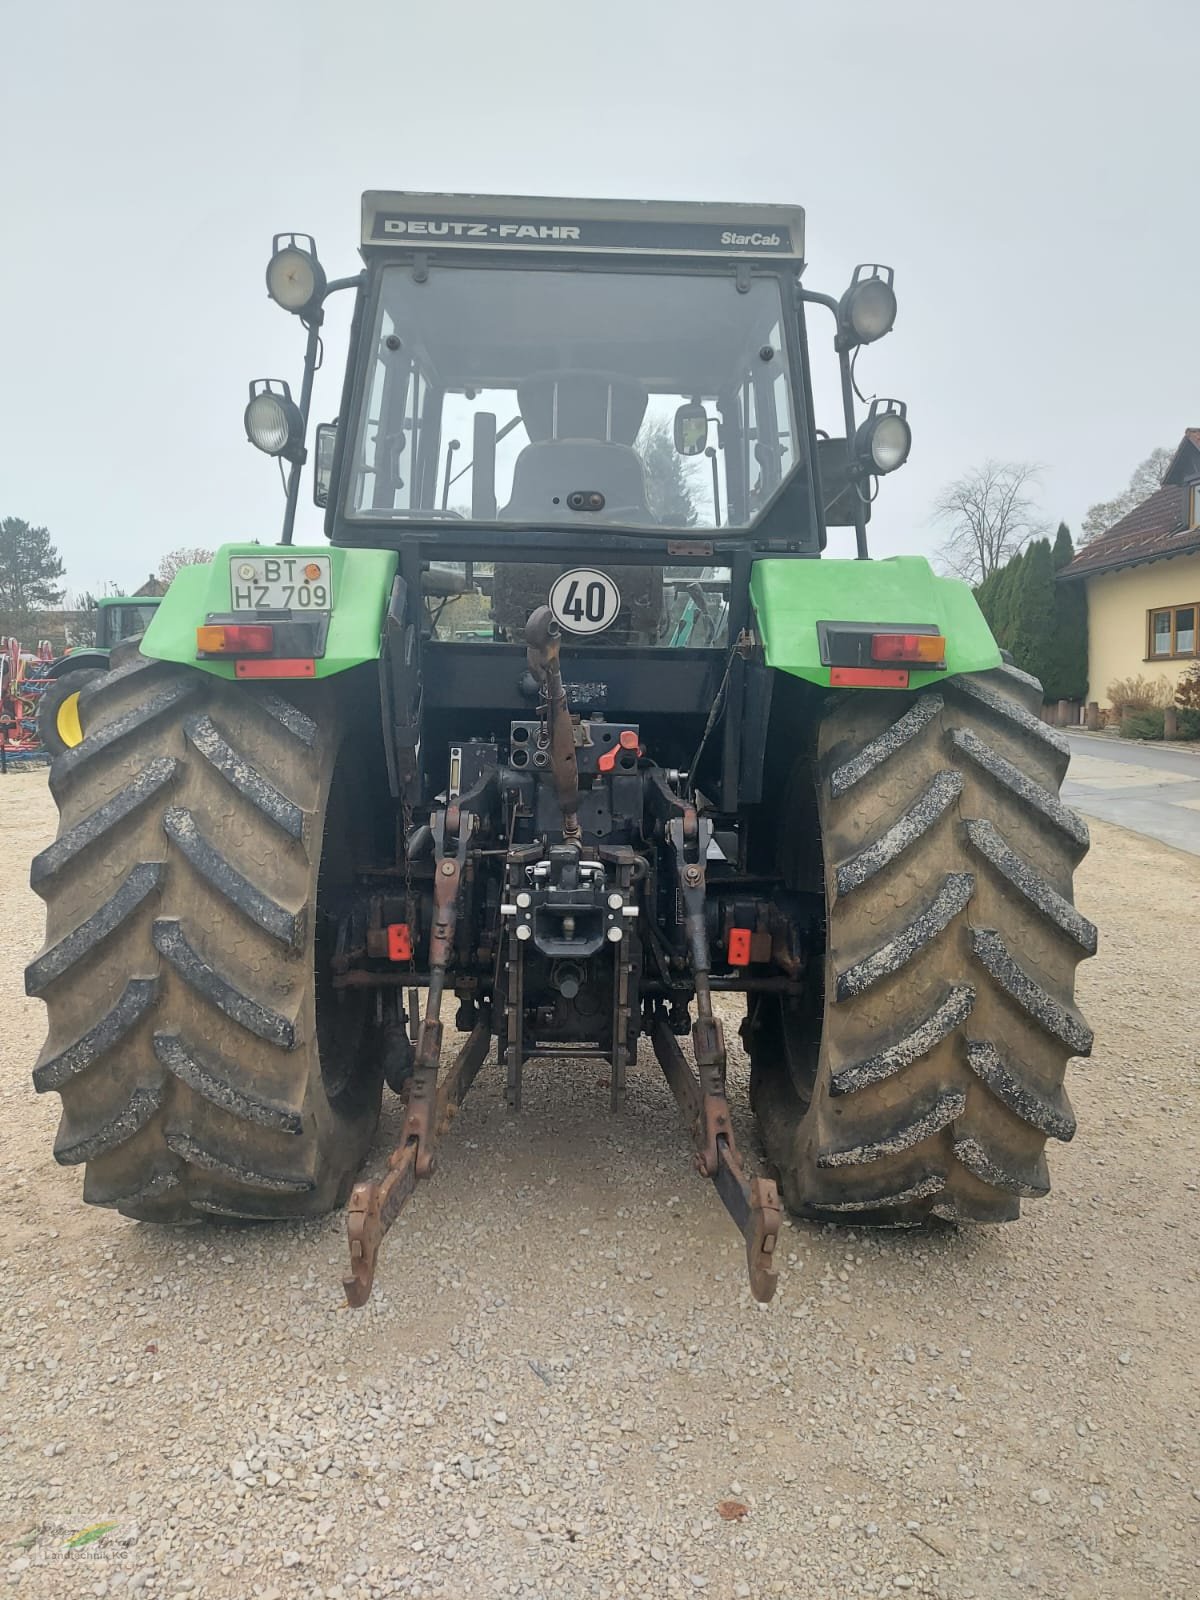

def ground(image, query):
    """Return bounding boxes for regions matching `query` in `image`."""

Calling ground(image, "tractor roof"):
[96,590,163,607]
[361,191,804,265]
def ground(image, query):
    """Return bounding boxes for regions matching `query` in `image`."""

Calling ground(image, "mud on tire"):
[748,663,1096,1223]
[26,652,383,1222]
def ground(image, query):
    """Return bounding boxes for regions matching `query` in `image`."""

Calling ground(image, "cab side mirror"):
[672,402,709,457]
[313,422,337,507]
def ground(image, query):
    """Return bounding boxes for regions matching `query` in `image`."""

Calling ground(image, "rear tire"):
[37,668,104,759]
[748,664,1095,1223]
[27,652,383,1222]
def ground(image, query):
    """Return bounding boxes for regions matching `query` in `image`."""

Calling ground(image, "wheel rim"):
[56,691,84,748]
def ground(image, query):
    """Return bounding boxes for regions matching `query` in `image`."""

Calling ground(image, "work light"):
[244,380,306,461]
[855,399,911,474]
[837,264,897,348]
[265,234,326,316]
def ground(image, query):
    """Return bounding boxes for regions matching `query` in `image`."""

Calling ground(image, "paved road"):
[1063,731,1200,856]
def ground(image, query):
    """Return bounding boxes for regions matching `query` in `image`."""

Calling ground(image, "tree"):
[973,567,1000,642]
[637,422,699,527]
[1050,522,1074,570]
[1011,538,1055,687]
[157,546,214,584]
[0,517,66,619]
[975,546,1023,653]
[932,461,1045,585]
[974,524,1088,703]
[993,548,1023,644]
[1081,446,1172,543]
[1042,522,1088,702]
[66,590,100,649]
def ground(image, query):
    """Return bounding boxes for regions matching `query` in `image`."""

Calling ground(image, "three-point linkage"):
[343,606,782,1308]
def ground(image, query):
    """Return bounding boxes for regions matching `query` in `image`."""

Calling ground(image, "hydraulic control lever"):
[525,606,581,842]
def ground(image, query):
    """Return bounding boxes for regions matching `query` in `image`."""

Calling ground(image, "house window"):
[1148,604,1199,657]
[1192,482,1200,528]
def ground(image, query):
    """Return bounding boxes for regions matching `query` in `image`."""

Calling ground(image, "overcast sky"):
[1,0,1195,594]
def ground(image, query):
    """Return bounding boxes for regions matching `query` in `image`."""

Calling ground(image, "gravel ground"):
[2,772,1198,1599]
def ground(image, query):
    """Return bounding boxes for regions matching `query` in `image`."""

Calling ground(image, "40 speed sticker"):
[548,568,621,635]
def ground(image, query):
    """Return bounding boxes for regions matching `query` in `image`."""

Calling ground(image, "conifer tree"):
[1042,523,1088,701]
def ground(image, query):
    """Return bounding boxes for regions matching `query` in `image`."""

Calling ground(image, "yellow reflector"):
[196,625,227,652]
[910,634,947,664]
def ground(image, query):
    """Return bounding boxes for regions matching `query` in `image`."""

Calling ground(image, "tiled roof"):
[1164,430,1200,485]
[1061,435,1200,579]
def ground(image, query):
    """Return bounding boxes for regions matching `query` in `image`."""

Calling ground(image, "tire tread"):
[29,656,380,1224]
[750,665,1094,1223]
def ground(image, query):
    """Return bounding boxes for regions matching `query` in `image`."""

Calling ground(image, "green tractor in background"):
[36,594,162,757]
[27,195,1095,1306]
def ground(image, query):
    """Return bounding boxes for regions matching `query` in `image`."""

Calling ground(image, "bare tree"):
[1081,446,1173,543]
[157,546,214,584]
[65,589,99,648]
[931,461,1046,585]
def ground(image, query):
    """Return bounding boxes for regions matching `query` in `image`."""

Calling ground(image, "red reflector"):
[727,927,753,967]
[234,658,316,679]
[831,666,910,688]
[387,923,413,962]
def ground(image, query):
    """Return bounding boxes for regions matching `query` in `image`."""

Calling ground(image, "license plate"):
[229,555,332,612]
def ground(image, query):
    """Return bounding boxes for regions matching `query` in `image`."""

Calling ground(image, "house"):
[132,573,169,598]
[1060,429,1200,702]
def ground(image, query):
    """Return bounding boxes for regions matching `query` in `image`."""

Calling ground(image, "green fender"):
[750,555,1001,691]
[141,544,399,681]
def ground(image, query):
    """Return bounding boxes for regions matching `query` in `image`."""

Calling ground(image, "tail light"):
[871,632,946,666]
[196,623,275,655]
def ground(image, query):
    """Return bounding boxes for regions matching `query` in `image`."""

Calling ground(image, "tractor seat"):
[500,440,654,524]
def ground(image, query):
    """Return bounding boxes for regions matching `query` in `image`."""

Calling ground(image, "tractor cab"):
[239,196,914,805]
[340,216,808,540]
[94,598,161,652]
[246,197,910,653]
[322,195,907,560]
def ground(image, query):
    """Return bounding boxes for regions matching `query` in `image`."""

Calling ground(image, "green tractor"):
[27,195,1095,1305]
[36,595,162,758]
